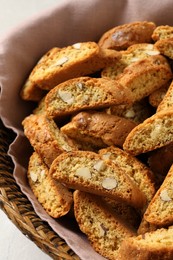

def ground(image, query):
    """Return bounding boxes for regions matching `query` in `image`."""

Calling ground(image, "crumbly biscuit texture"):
[20,47,59,101]
[49,150,147,209]
[28,152,73,218]
[30,42,121,90]
[99,146,155,205]
[144,164,173,226]
[152,25,173,41]
[98,21,156,50]
[22,114,78,167]
[155,38,173,60]
[61,111,137,149]
[116,55,172,102]
[101,43,160,80]
[118,226,173,260]
[45,76,133,118]
[123,109,173,156]
[73,190,136,260]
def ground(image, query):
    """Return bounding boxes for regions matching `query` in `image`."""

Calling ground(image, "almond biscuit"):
[45,76,133,118]
[50,150,147,209]
[98,21,156,50]
[28,152,73,218]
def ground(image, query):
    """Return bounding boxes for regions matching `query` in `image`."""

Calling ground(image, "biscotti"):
[22,114,78,167]
[123,109,173,156]
[99,146,155,205]
[98,21,156,50]
[116,55,172,102]
[61,111,137,149]
[73,190,136,260]
[101,43,160,80]
[45,76,133,118]
[20,47,60,101]
[28,42,121,91]
[155,38,173,60]
[152,25,173,41]
[28,152,73,218]
[118,226,173,260]
[49,150,147,209]
[144,164,173,226]
[157,80,173,112]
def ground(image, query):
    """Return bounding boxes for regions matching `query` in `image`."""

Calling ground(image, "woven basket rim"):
[0,119,79,260]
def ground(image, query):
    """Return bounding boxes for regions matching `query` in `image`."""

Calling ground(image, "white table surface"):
[0,2,64,259]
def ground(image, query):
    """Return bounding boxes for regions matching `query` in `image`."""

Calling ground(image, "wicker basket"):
[0,119,80,260]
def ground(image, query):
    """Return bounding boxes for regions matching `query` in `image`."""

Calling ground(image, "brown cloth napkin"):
[1,0,173,259]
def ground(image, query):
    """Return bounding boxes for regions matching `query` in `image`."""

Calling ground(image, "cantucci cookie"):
[155,38,173,60]
[157,80,173,112]
[28,152,73,218]
[22,114,78,167]
[123,109,173,156]
[116,55,172,102]
[99,146,155,205]
[148,82,170,108]
[106,98,153,124]
[73,190,136,259]
[50,150,147,209]
[29,42,121,90]
[144,164,173,226]
[101,43,160,80]
[98,21,156,50]
[118,226,173,260]
[20,47,60,101]
[152,25,173,41]
[61,111,137,149]
[45,76,133,118]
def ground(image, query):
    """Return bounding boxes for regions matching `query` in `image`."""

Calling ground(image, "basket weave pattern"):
[0,120,79,260]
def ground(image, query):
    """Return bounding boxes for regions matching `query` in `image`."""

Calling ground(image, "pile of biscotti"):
[21,21,173,260]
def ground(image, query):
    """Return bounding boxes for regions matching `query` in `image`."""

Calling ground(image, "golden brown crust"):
[61,111,137,149]
[98,21,156,50]
[101,43,160,80]
[118,227,173,260]
[155,38,173,60]
[123,109,173,156]
[74,190,136,259]
[28,152,73,218]
[152,25,173,41]
[144,164,173,226]
[49,150,147,209]
[45,76,133,118]
[22,114,78,167]
[116,55,172,102]
[99,146,155,205]
[30,42,121,90]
